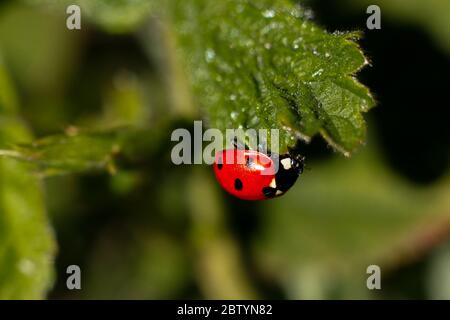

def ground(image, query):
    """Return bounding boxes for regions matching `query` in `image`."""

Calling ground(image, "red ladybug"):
[213,147,305,200]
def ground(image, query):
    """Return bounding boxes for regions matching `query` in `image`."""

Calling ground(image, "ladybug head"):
[285,146,305,175]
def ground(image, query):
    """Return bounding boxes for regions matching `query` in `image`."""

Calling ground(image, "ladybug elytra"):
[213,147,305,200]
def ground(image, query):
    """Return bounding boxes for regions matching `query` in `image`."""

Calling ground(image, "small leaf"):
[170,0,375,154]
[0,126,167,176]
[12,130,123,176]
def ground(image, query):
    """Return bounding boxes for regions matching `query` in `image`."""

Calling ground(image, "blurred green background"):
[0,0,449,299]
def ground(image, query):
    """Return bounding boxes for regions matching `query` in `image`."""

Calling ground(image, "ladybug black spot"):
[217,157,223,170]
[234,178,243,191]
[262,186,276,198]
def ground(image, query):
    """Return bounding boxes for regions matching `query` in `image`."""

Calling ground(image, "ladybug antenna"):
[298,155,308,174]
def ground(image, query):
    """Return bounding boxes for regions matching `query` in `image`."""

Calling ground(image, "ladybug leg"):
[257,143,271,156]
[232,136,250,150]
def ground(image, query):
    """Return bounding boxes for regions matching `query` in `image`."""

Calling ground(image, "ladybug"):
[213,144,305,200]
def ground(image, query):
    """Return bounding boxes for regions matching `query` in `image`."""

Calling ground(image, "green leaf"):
[0,60,55,299]
[170,0,375,155]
